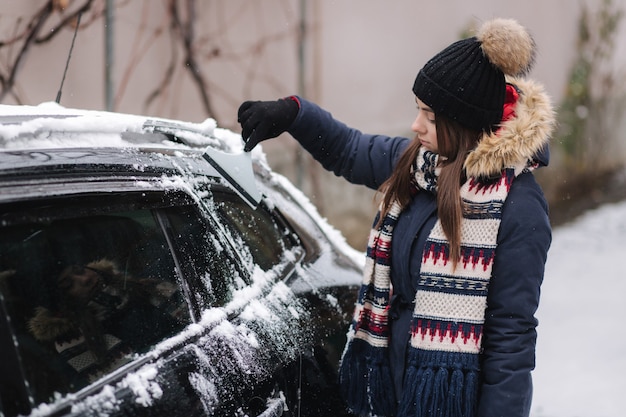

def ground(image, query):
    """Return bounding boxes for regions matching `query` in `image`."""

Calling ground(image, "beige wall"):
[312,1,580,135]
[2,0,625,248]
[2,1,607,131]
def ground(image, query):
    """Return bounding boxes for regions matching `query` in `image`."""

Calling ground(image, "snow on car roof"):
[0,101,270,206]
[0,101,243,153]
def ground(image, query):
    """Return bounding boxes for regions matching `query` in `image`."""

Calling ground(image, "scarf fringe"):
[398,349,480,417]
[340,340,396,416]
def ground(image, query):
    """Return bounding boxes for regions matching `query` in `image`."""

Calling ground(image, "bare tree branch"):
[169,0,215,117]
[116,0,167,109]
[35,0,97,44]
[0,0,100,102]
[144,31,179,110]
[0,2,53,102]
[0,0,297,123]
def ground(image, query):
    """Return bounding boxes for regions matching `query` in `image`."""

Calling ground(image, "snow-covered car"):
[0,103,363,417]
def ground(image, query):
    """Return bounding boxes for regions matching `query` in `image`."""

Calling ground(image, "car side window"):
[159,203,243,307]
[0,196,194,411]
[211,192,298,271]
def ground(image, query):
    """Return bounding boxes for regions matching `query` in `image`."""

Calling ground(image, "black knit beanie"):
[412,18,536,131]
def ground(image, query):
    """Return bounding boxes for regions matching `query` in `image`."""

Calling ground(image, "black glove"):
[237,97,299,152]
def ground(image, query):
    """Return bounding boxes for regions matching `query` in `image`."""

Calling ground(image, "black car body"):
[0,103,363,417]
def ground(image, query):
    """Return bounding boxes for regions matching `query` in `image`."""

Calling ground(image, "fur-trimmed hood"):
[28,306,77,341]
[28,258,177,342]
[28,259,121,342]
[464,76,556,179]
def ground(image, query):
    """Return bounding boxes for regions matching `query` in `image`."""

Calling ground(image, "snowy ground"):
[531,200,626,417]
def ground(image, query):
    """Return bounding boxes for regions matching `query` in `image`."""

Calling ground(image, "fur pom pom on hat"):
[412,18,536,131]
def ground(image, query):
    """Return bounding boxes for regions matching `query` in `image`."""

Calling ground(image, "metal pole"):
[105,0,114,111]
[295,0,307,188]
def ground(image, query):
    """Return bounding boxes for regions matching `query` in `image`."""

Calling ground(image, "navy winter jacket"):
[287,78,553,417]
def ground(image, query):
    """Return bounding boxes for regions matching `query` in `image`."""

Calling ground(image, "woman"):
[238,18,555,417]
[29,258,185,383]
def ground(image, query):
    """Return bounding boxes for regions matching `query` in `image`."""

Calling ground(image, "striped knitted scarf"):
[339,147,521,417]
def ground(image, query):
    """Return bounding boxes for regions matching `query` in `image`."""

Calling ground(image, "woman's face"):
[58,265,101,301]
[411,97,438,153]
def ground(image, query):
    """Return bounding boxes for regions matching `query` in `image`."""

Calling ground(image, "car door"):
[201,185,360,417]
[0,181,299,417]
[0,189,198,416]
[153,187,305,417]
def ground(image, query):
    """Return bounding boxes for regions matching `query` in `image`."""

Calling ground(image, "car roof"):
[0,102,262,206]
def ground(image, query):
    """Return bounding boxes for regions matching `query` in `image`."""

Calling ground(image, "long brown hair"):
[378,114,482,267]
